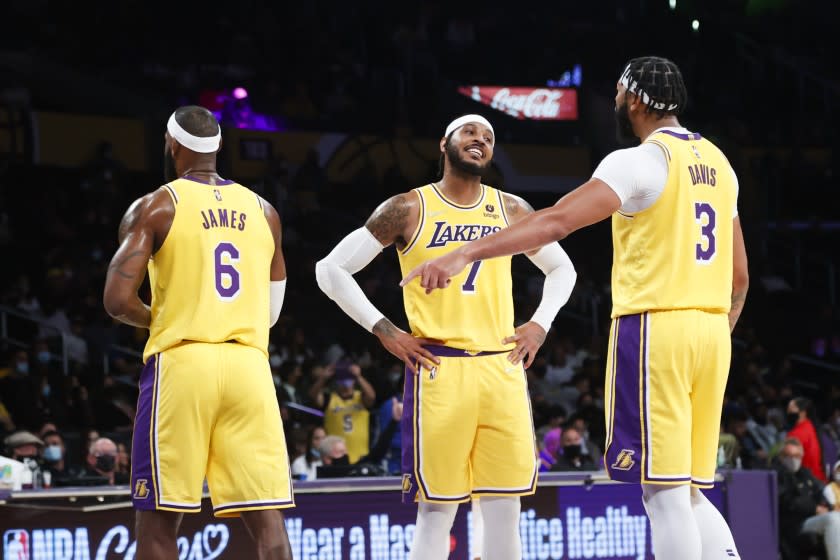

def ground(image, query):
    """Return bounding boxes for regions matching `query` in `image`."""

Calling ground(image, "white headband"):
[167,112,221,153]
[619,65,679,112]
[444,114,494,144]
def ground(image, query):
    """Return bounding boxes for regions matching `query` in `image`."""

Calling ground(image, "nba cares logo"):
[3,530,29,560]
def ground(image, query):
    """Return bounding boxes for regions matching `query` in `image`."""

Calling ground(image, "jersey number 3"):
[215,242,241,300]
[694,202,716,263]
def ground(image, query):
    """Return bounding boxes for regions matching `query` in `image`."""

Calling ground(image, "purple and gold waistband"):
[423,344,507,358]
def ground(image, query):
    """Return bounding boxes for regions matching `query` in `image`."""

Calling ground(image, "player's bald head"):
[172,105,220,138]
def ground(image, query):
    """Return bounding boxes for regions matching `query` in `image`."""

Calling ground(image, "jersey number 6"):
[214,242,241,300]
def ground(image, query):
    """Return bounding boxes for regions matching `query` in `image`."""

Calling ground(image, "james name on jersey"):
[200,207,248,231]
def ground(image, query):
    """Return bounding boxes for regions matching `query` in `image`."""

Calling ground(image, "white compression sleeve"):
[480,497,522,560]
[642,484,701,560]
[409,502,458,560]
[471,498,483,560]
[526,243,577,333]
[269,280,286,326]
[315,227,386,333]
[690,487,740,559]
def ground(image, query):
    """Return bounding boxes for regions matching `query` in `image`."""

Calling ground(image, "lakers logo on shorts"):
[612,449,636,471]
[134,478,150,499]
[401,474,413,494]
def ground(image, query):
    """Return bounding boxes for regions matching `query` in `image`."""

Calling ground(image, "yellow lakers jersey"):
[324,391,370,463]
[611,130,737,317]
[143,176,274,362]
[397,184,515,351]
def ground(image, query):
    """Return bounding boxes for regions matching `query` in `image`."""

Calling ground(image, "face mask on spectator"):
[781,456,801,473]
[310,448,321,459]
[15,361,29,374]
[563,444,582,459]
[44,445,63,462]
[332,455,350,467]
[95,455,116,472]
[786,412,800,428]
[37,351,51,364]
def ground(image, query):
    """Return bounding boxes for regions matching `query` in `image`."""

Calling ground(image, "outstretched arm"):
[401,179,618,292]
[103,192,167,328]
[500,194,578,369]
[316,193,440,373]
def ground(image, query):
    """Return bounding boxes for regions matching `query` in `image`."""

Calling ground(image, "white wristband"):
[315,227,387,333]
[527,243,577,333]
[270,280,286,326]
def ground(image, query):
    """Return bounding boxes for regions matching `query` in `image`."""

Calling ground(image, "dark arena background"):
[0,1,837,559]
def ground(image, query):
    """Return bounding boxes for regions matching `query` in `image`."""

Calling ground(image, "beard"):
[163,148,178,182]
[445,141,490,177]
[614,100,637,144]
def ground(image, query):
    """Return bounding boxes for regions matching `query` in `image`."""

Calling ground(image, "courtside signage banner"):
[457,86,578,121]
[1,482,722,559]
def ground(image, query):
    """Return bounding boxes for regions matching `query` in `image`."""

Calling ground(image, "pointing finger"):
[400,267,422,287]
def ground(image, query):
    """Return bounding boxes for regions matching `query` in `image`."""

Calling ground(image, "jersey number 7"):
[461,261,483,293]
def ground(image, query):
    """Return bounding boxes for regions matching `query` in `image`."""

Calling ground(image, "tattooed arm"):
[729,216,749,332]
[501,193,541,256]
[316,192,439,372]
[364,194,420,339]
[103,189,173,328]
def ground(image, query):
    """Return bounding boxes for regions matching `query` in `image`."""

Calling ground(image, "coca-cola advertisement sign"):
[458,86,578,121]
